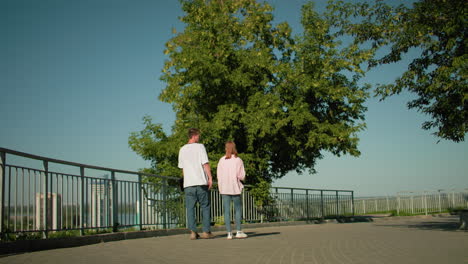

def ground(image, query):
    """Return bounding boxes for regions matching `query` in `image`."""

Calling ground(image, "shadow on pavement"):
[245,232,281,238]
[376,220,462,232]
[212,232,280,239]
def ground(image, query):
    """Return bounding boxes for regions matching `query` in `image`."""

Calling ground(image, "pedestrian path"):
[1,215,466,264]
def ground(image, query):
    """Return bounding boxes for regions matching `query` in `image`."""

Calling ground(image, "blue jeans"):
[222,194,242,232]
[185,185,211,233]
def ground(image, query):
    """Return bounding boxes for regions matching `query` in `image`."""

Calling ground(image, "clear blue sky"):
[1,0,466,197]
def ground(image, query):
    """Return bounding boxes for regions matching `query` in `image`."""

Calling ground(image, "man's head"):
[188,128,200,142]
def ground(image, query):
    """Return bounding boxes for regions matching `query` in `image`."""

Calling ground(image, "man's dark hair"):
[188,128,200,139]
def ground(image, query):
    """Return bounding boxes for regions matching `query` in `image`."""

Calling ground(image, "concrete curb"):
[0,229,189,256]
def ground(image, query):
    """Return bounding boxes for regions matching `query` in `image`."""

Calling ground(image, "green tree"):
[327,0,467,142]
[129,0,369,195]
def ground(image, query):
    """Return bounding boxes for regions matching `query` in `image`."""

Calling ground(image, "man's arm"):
[203,163,212,189]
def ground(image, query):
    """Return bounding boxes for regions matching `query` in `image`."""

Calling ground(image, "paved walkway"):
[1,215,467,264]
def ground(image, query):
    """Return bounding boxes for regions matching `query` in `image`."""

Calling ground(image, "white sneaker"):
[235,231,247,239]
[227,232,233,240]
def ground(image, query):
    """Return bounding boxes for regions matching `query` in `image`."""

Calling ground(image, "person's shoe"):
[226,232,233,240]
[190,231,199,240]
[200,232,214,239]
[235,231,247,239]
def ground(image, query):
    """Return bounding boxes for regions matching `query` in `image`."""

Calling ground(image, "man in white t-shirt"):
[178,128,213,240]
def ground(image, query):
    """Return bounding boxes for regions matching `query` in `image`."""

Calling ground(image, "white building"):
[91,180,111,227]
[35,193,62,230]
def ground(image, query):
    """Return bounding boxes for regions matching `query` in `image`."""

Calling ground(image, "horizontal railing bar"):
[0,147,179,180]
[1,147,352,193]
[4,164,44,173]
[271,186,354,192]
[4,165,149,184]
[396,188,468,194]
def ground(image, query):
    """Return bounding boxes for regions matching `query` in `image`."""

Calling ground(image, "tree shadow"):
[376,219,463,232]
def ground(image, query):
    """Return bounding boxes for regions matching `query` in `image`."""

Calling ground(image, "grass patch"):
[355,209,455,217]
[1,227,143,242]
[213,216,225,226]
[48,230,81,239]
[2,231,42,241]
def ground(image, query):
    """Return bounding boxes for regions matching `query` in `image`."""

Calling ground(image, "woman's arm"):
[237,158,246,181]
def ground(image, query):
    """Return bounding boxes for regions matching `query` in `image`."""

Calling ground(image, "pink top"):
[217,155,245,195]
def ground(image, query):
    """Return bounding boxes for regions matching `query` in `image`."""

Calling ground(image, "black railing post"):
[111,171,118,232]
[162,178,167,229]
[42,161,49,239]
[336,191,339,217]
[290,188,294,219]
[107,177,112,229]
[320,190,324,219]
[276,187,279,221]
[80,167,85,236]
[306,190,309,221]
[137,174,143,231]
[0,151,5,237]
[351,191,355,216]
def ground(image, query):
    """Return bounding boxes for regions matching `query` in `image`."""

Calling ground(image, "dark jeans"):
[185,185,211,233]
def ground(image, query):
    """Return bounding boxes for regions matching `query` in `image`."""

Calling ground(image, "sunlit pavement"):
[1,215,467,264]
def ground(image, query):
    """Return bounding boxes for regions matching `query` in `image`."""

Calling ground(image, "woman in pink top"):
[217,141,247,239]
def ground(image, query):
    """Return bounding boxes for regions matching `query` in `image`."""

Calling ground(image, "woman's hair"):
[225,141,238,159]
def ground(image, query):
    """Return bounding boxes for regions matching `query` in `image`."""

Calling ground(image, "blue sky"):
[1,0,466,197]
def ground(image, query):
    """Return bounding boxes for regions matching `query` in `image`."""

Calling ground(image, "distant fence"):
[0,147,354,240]
[354,189,468,215]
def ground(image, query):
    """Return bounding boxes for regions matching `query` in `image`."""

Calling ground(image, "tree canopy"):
[327,0,467,142]
[129,0,371,189]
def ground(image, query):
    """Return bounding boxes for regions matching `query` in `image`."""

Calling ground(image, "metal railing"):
[0,147,354,240]
[354,189,468,215]
[267,187,354,221]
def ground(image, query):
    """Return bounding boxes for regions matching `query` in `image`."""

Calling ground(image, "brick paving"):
[1,215,467,264]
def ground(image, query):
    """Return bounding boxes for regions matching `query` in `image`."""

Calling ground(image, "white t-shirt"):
[178,143,209,188]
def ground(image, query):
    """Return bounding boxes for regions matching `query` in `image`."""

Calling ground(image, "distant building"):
[91,178,111,227]
[35,193,62,230]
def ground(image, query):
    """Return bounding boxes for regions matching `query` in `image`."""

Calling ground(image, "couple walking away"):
[178,128,248,240]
